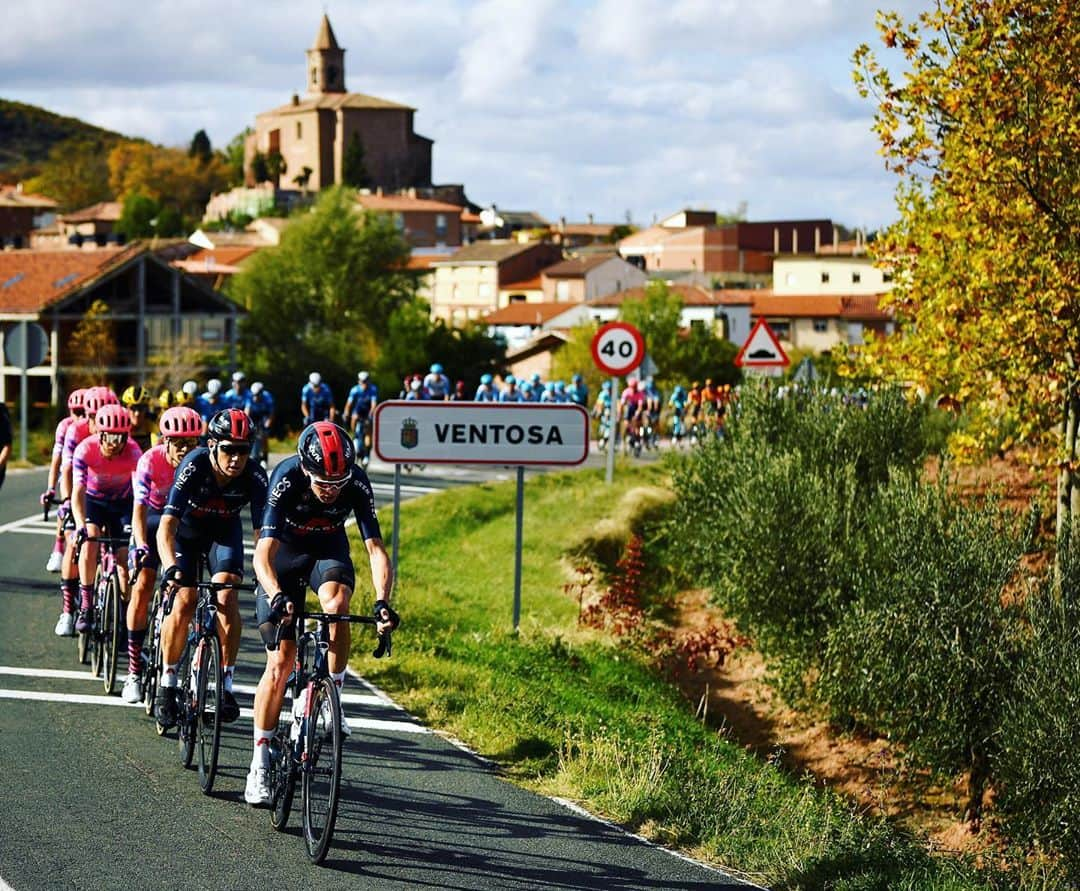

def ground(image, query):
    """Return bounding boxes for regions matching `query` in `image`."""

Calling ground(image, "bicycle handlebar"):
[273,610,392,658]
[42,494,63,522]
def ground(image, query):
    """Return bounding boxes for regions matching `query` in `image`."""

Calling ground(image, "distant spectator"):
[301,372,336,425]
[0,401,11,493]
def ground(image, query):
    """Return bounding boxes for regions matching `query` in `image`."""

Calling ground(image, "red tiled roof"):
[0,247,129,313]
[0,186,58,209]
[541,254,617,278]
[405,254,450,270]
[501,275,543,291]
[589,283,718,307]
[560,223,619,237]
[186,246,260,267]
[58,201,121,223]
[752,293,891,320]
[483,302,574,326]
[460,210,483,224]
[357,194,464,213]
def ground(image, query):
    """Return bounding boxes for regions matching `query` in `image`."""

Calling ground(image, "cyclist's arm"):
[46,447,62,493]
[364,536,393,603]
[157,514,180,571]
[253,535,283,595]
[132,501,149,551]
[72,480,88,530]
[60,461,74,501]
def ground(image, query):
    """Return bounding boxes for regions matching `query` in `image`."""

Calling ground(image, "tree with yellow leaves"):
[850,1,1080,534]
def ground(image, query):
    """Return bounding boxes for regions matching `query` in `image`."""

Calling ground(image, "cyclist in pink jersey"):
[71,404,142,634]
[54,388,119,637]
[41,389,86,573]
[619,379,647,454]
[121,407,202,703]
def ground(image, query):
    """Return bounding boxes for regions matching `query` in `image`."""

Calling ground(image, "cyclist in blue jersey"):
[244,422,397,805]
[669,385,688,445]
[553,381,568,403]
[200,378,227,421]
[344,371,378,466]
[246,382,275,467]
[301,372,336,425]
[223,371,250,410]
[155,409,268,728]
[528,373,543,402]
[474,374,498,402]
[592,381,614,450]
[568,373,589,408]
[539,382,558,403]
[500,375,525,403]
[422,363,451,401]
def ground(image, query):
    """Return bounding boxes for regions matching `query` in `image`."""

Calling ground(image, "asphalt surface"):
[0,461,749,890]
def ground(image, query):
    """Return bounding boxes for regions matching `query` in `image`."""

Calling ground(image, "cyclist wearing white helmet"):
[344,372,379,466]
[301,372,336,426]
[223,371,249,411]
[200,378,225,422]
[246,382,275,467]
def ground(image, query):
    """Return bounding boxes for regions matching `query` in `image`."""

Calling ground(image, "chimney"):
[588,213,594,224]
[792,227,798,254]
[291,93,299,106]
[814,227,820,253]
[559,216,566,232]
[833,228,839,251]
[773,227,779,254]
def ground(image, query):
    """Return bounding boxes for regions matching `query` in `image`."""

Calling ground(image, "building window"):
[690,319,705,329]
[311,67,318,86]
[770,321,791,339]
[852,271,861,284]
[821,271,830,284]
[509,294,526,303]
[478,283,492,299]
[813,320,829,333]
[435,214,447,237]
[296,122,302,140]
[556,281,570,301]
[392,213,405,232]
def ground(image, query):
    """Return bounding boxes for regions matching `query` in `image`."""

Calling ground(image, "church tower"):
[306,14,346,94]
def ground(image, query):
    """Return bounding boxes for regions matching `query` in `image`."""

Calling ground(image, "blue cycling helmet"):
[531,373,541,383]
[481,373,493,385]
[505,374,516,385]
[602,381,612,392]
[430,363,443,374]
[674,385,685,395]
[572,373,583,383]
[544,382,555,392]
[522,382,534,393]
[554,381,565,391]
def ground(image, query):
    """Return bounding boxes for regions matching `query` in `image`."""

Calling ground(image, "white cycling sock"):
[252,726,274,769]
[161,663,179,688]
[223,665,234,692]
[331,670,346,691]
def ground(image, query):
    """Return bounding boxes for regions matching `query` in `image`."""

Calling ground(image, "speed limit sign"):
[590,322,645,376]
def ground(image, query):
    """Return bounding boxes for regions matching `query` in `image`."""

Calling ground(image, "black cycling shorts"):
[86,495,133,541]
[175,518,245,580]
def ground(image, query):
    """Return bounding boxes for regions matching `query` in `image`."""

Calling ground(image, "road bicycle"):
[158,575,255,795]
[142,580,168,718]
[268,609,391,864]
[77,532,128,694]
[350,416,372,469]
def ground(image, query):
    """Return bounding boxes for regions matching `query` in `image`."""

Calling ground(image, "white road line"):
[0,513,46,535]
[0,688,428,733]
[0,666,103,681]
[229,682,387,707]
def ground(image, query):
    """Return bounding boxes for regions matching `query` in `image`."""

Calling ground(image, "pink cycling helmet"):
[67,389,87,414]
[83,387,113,417]
[159,406,203,439]
[96,404,132,434]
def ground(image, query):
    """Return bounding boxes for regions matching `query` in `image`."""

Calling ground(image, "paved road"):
[0,463,747,890]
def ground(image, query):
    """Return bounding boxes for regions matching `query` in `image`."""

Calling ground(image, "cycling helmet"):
[309,372,322,386]
[297,422,354,481]
[122,385,151,407]
[544,382,555,393]
[554,381,565,392]
[627,379,639,390]
[231,371,246,382]
[182,380,199,397]
[67,389,87,414]
[430,363,443,374]
[572,373,583,383]
[674,385,685,395]
[206,378,222,396]
[531,373,541,383]
[480,373,493,385]
[409,379,422,391]
[691,381,700,390]
[358,371,370,382]
[96,404,132,434]
[250,381,265,395]
[159,406,203,439]
[602,381,612,392]
[522,382,533,394]
[157,388,174,409]
[505,374,516,385]
[207,408,253,443]
[83,387,112,417]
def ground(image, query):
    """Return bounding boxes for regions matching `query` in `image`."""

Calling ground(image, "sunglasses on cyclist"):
[99,432,128,447]
[168,437,199,450]
[306,472,349,491]
[219,442,251,456]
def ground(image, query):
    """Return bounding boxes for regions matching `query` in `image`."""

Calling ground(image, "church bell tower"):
[306,14,346,94]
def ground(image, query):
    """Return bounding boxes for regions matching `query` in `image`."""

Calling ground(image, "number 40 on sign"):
[590,321,644,376]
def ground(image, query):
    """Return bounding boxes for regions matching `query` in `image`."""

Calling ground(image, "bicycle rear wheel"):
[143,592,163,717]
[84,567,103,669]
[195,634,223,794]
[176,635,195,767]
[90,577,106,679]
[102,575,121,695]
[302,676,343,864]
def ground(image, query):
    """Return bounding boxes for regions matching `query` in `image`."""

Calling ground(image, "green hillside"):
[0,98,127,173]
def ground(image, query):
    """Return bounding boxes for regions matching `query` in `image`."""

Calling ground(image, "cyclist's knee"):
[318,581,352,613]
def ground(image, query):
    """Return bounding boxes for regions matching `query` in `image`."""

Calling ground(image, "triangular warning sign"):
[735,319,790,368]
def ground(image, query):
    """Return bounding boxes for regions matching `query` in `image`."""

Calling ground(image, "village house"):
[540,253,647,303]
[356,191,465,250]
[0,244,242,404]
[0,186,57,250]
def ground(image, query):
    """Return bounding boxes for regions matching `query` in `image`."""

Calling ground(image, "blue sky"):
[1,0,928,228]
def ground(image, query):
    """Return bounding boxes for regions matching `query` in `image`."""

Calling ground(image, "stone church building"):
[245,15,433,192]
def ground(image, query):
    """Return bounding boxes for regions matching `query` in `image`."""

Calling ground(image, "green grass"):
[347,464,1054,889]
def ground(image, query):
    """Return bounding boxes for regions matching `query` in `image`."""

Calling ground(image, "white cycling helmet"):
[232,370,246,382]
[181,380,199,396]
[251,381,264,395]
[358,371,370,382]
[207,378,222,395]
[309,372,322,386]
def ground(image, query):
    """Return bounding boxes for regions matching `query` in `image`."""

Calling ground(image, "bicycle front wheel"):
[302,676,343,864]
[176,635,195,767]
[143,592,163,717]
[102,574,121,695]
[87,568,104,672]
[195,634,223,794]
[270,729,296,832]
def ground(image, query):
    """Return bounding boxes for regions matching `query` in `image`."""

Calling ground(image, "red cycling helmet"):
[67,389,87,415]
[298,422,354,481]
[96,404,132,434]
[207,408,253,443]
[159,406,204,439]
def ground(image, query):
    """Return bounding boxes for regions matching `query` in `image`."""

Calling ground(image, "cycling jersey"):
[301,383,335,423]
[133,444,176,512]
[669,393,687,413]
[474,385,498,402]
[223,387,249,410]
[621,390,646,416]
[164,448,268,532]
[500,387,525,403]
[73,437,142,501]
[422,373,450,400]
[346,383,378,418]
[62,418,93,469]
[262,455,381,543]
[53,416,76,460]
[247,392,275,423]
[568,383,589,407]
[195,395,223,422]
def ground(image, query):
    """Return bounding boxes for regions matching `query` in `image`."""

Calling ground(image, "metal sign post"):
[373,401,590,632]
[606,375,618,484]
[3,321,49,463]
[391,462,402,578]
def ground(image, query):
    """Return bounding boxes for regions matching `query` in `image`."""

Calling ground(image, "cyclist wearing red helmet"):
[42,389,87,573]
[156,408,267,727]
[71,404,143,634]
[120,406,203,703]
[244,421,396,806]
